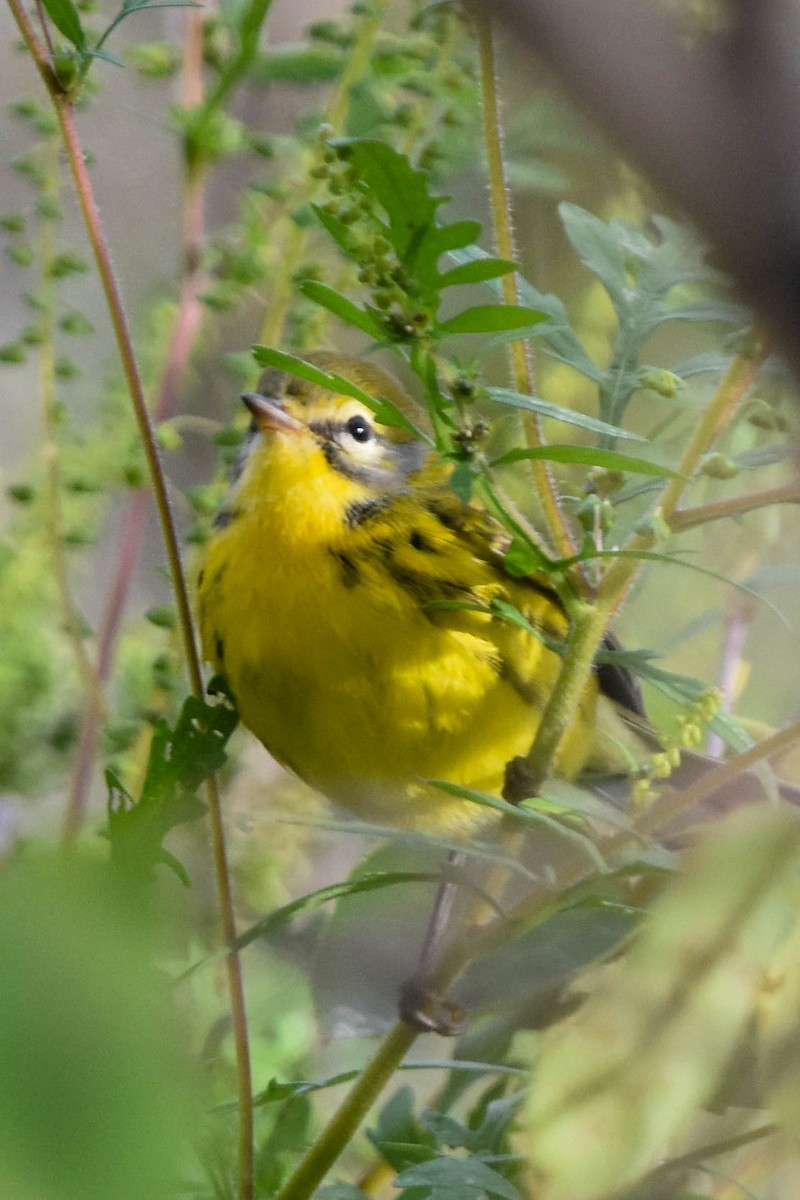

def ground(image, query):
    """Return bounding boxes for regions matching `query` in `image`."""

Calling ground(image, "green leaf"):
[427,780,606,870]
[490,444,680,478]
[41,0,85,49]
[451,247,602,381]
[106,683,237,883]
[439,304,547,335]
[527,807,800,1200]
[311,202,358,256]
[252,43,342,84]
[438,258,516,288]
[428,219,483,255]
[559,202,628,311]
[330,138,442,260]
[251,346,432,443]
[299,279,384,338]
[485,388,645,441]
[395,1155,522,1200]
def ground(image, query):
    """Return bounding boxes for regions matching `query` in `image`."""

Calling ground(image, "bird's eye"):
[345,414,373,444]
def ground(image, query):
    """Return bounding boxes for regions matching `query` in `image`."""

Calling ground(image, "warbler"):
[196,353,651,834]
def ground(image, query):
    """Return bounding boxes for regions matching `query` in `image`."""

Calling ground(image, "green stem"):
[505,599,612,800]
[272,1020,418,1200]
[598,325,770,610]
[258,3,385,347]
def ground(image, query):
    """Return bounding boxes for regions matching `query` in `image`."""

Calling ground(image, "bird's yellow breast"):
[196,432,601,834]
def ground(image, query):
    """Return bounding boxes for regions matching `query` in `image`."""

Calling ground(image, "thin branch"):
[671,477,800,531]
[5,4,255,1195]
[476,8,577,564]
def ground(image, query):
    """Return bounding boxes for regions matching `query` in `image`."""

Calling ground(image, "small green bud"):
[54,356,81,380]
[700,452,739,480]
[7,482,35,504]
[126,41,179,78]
[122,463,146,488]
[633,511,671,541]
[146,606,178,630]
[0,214,25,233]
[48,251,89,279]
[155,422,183,451]
[637,366,684,398]
[36,198,62,221]
[7,242,34,267]
[0,343,26,364]
[60,311,93,336]
[742,397,778,430]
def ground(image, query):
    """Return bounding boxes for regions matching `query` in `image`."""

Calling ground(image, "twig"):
[475,8,576,564]
[5,5,254,1196]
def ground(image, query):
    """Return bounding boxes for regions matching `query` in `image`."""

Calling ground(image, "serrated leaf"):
[330,138,442,261]
[395,1155,521,1200]
[41,0,85,48]
[106,685,237,883]
[450,247,602,381]
[486,388,645,442]
[299,279,383,338]
[438,258,516,288]
[439,304,547,336]
[559,202,629,311]
[490,444,679,478]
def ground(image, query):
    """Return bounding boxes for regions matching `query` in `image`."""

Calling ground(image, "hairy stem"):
[6,6,254,1196]
[476,8,576,562]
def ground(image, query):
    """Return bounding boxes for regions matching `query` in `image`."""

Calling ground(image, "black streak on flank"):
[329,548,361,588]
[345,497,389,529]
[409,528,436,552]
[213,508,240,530]
[215,634,225,664]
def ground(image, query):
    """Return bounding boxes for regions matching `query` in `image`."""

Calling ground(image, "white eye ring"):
[345,414,373,444]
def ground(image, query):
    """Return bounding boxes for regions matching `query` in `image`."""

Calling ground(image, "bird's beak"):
[241,392,305,434]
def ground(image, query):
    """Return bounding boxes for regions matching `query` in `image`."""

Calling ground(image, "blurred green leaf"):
[526,807,800,1200]
[491,445,678,477]
[0,854,192,1200]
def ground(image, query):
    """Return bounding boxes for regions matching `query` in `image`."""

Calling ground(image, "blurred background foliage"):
[2,0,800,1197]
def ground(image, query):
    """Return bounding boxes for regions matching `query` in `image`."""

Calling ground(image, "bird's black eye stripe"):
[345,414,373,443]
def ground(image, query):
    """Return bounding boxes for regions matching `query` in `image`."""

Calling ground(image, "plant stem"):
[598,325,770,613]
[671,477,800,531]
[272,1020,418,1200]
[258,2,385,348]
[6,6,255,1195]
[476,8,575,563]
[37,134,104,722]
[506,598,613,800]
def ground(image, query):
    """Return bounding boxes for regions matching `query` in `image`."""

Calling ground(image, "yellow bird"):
[196,353,649,835]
